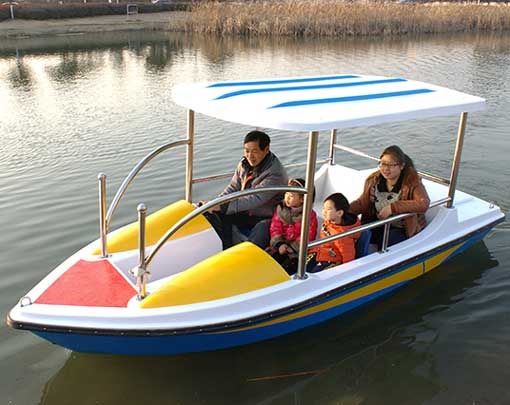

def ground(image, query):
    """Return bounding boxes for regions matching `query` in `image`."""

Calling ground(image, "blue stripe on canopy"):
[269,89,435,109]
[207,75,359,88]
[214,78,407,100]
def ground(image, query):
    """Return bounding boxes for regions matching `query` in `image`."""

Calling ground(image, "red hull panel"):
[36,259,136,307]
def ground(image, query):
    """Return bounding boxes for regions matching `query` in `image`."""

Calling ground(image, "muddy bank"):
[0,11,189,39]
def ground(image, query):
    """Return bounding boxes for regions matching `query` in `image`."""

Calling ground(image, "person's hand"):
[378,205,392,219]
[278,244,288,255]
[208,205,221,214]
[196,200,220,214]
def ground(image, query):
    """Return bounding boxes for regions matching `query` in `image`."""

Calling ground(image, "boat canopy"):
[172,74,485,131]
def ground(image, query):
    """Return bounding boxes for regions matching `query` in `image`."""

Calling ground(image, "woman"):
[350,145,430,248]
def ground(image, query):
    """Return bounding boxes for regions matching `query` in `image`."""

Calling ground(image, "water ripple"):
[0,31,509,405]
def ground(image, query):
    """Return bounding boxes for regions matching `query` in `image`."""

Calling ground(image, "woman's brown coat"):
[350,167,430,238]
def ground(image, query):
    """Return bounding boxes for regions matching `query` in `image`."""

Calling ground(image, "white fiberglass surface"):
[10,164,503,332]
[172,74,485,131]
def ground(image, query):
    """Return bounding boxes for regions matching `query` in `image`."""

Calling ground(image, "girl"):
[269,178,318,275]
[307,193,360,273]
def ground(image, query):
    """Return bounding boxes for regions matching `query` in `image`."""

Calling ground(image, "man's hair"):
[244,130,270,150]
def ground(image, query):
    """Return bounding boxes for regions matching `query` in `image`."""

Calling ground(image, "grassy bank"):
[181,0,510,37]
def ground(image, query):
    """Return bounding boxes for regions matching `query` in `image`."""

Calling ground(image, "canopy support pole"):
[328,129,337,165]
[296,131,319,280]
[185,109,195,203]
[447,112,467,208]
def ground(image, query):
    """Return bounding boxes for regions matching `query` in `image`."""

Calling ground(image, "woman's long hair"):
[380,145,418,182]
[381,145,414,169]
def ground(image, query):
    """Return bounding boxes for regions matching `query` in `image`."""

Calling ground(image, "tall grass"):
[180,0,510,36]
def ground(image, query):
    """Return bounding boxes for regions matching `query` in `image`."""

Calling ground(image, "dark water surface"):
[0,31,509,405]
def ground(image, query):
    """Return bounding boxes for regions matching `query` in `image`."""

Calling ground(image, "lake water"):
[0,31,509,405]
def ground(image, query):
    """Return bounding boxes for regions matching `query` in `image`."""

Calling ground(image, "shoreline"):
[1,2,510,40]
[0,11,190,39]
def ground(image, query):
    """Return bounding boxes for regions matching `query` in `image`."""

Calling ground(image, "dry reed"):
[180,0,510,37]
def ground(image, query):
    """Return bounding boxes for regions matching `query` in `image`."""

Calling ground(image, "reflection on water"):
[6,54,33,90]
[45,52,96,83]
[1,30,509,405]
[3,31,509,96]
[40,243,497,405]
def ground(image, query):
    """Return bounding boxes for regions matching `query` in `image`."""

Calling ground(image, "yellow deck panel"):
[91,200,211,255]
[140,242,291,308]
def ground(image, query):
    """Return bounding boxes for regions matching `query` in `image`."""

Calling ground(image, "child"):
[268,178,318,275]
[307,193,361,273]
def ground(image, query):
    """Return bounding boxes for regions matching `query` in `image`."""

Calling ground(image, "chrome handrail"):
[100,139,326,256]
[308,196,451,251]
[141,193,450,279]
[132,203,148,300]
[332,144,450,186]
[333,144,380,162]
[143,186,305,270]
[191,172,232,185]
[105,139,190,228]
[191,159,328,185]
[416,171,450,186]
[98,173,107,257]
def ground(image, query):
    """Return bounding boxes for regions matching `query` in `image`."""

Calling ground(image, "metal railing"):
[131,191,451,298]
[131,186,306,299]
[106,140,190,228]
[97,137,327,259]
[191,159,328,185]
[332,144,451,186]
[131,203,148,300]
[94,101,470,301]
[145,186,304,268]
[308,196,451,253]
[98,139,190,257]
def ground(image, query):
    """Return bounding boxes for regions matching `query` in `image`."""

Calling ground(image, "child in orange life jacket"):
[268,178,318,275]
[307,193,361,273]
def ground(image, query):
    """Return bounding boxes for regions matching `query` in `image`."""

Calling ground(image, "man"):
[204,130,287,249]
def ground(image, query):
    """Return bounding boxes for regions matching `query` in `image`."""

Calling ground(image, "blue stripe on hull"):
[34,281,407,355]
[31,229,490,355]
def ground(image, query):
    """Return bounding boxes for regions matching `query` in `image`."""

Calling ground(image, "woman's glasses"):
[378,162,400,169]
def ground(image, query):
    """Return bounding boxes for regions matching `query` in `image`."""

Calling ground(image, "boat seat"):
[355,230,372,258]
[90,200,212,255]
[140,242,291,308]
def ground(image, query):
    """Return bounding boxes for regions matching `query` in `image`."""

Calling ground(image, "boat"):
[7,74,505,355]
